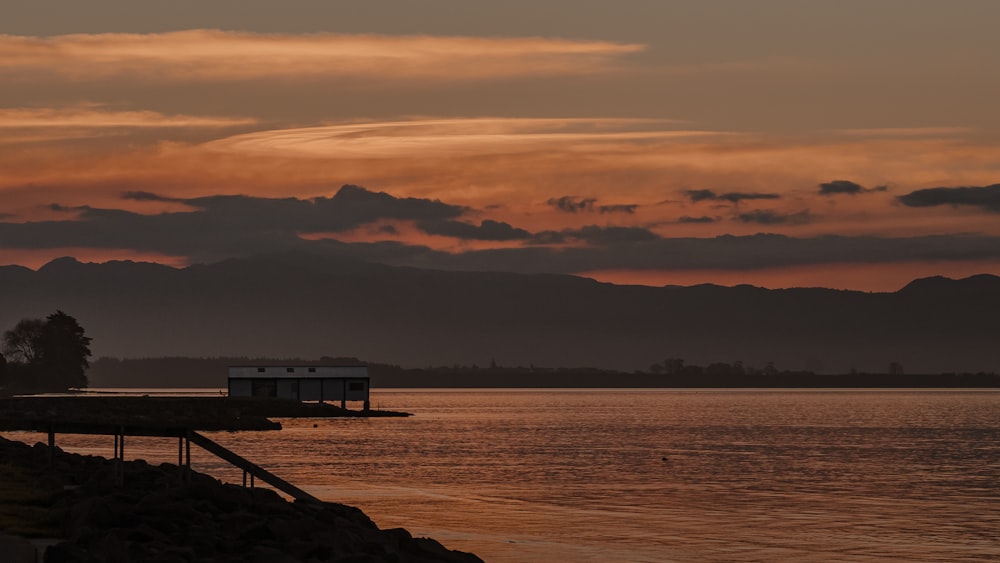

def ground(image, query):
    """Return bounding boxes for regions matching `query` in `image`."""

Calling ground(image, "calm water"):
[9,389,1000,561]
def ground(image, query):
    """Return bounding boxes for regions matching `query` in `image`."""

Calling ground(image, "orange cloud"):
[2,117,1000,243]
[0,107,256,143]
[0,30,644,82]
[203,118,719,159]
[834,127,976,138]
[0,107,255,129]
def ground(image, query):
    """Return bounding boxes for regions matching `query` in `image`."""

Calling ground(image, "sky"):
[2,1,1000,291]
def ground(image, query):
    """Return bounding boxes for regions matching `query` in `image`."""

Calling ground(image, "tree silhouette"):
[1,311,91,392]
[38,311,92,390]
[2,318,46,364]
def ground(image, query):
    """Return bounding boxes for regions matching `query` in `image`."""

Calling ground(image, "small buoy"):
[661,456,668,461]
[313,423,318,428]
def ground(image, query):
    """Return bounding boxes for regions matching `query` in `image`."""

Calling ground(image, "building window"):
[308,367,316,373]
[257,367,266,373]
[286,367,295,373]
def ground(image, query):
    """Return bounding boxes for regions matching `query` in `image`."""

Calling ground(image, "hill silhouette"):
[1,256,998,377]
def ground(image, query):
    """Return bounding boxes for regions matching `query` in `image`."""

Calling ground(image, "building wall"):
[300,379,322,401]
[276,379,299,400]
[229,378,253,397]
[227,366,369,404]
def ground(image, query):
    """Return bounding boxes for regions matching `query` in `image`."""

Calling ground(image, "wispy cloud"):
[835,127,974,138]
[0,107,255,129]
[0,30,645,82]
[0,107,256,143]
[203,117,713,158]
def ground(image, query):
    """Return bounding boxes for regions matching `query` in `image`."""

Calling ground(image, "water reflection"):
[8,389,1000,562]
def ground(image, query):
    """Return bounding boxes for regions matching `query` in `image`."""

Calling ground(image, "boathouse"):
[227,365,370,410]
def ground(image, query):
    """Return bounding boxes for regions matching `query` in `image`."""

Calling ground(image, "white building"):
[227,365,370,410]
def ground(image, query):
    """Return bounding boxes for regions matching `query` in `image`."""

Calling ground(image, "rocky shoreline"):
[0,435,482,562]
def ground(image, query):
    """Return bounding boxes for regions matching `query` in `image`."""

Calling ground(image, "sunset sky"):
[3,1,1000,291]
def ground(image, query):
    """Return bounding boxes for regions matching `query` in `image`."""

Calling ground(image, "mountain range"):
[1,255,998,375]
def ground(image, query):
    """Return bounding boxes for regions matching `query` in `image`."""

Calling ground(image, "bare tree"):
[2,318,45,364]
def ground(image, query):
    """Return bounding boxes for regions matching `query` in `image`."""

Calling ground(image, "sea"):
[7,389,1000,562]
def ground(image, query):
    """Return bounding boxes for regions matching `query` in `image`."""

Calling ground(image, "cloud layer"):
[0,30,644,82]
[204,118,706,159]
[3,185,1000,278]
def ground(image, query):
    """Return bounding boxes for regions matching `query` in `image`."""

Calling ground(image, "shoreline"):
[0,435,482,562]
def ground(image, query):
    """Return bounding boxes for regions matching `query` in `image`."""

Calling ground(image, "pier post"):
[185,430,192,481]
[178,436,185,481]
[112,426,125,487]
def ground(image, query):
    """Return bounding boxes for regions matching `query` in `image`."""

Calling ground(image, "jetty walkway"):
[0,395,407,501]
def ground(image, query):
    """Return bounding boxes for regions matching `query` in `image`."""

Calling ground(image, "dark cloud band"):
[684,189,780,203]
[898,184,1000,212]
[736,209,812,225]
[1,185,998,274]
[818,180,887,196]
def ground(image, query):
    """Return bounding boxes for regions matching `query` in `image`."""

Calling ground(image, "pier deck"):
[0,395,407,502]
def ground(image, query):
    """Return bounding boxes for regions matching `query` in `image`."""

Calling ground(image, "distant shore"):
[0,435,480,562]
[84,356,1000,389]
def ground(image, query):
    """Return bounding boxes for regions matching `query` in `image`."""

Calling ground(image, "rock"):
[42,540,89,563]
[1,435,483,562]
[248,544,301,563]
[0,533,37,563]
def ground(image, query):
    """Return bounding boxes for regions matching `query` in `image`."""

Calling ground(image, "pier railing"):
[188,431,319,502]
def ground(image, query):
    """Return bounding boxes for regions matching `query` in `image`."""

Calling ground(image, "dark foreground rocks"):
[0,437,481,563]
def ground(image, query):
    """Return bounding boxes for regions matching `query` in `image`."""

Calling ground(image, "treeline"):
[86,356,1000,389]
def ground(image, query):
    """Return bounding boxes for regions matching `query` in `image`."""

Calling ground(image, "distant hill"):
[1,256,998,380]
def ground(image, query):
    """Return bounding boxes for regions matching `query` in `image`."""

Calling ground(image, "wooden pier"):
[0,395,406,503]
[5,420,320,503]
